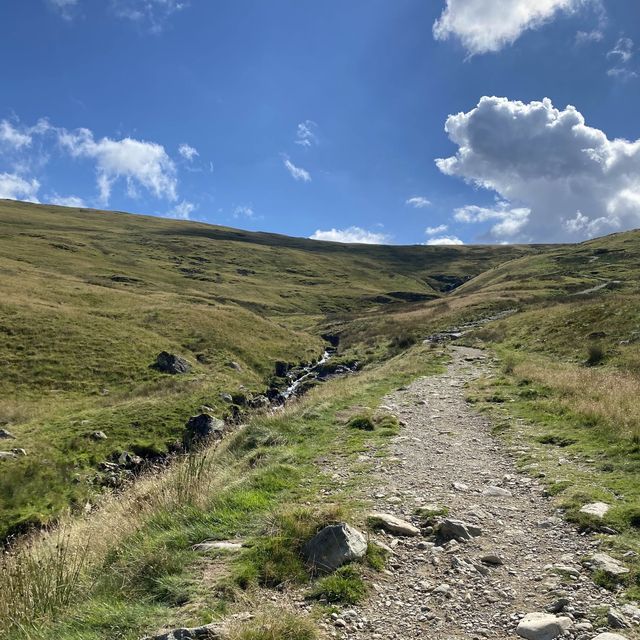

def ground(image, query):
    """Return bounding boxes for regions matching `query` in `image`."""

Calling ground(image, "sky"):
[1,0,640,245]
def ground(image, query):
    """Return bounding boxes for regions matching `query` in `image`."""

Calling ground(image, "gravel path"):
[324,346,638,640]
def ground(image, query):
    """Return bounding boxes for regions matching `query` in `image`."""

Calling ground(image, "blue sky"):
[1,0,640,244]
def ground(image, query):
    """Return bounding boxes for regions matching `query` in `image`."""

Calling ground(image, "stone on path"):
[367,512,420,537]
[301,523,367,573]
[516,613,572,640]
[482,485,512,497]
[591,635,629,640]
[435,518,481,542]
[587,553,630,577]
[192,541,243,552]
[608,608,630,629]
[143,623,224,640]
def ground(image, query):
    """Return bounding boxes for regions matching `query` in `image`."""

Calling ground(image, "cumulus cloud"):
[295,121,318,147]
[178,143,198,161]
[47,193,86,207]
[425,224,448,235]
[433,0,580,55]
[453,203,530,239]
[0,120,32,150]
[406,196,431,208]
[166,200,195,219]
[436,96,640,241]
[59,127,177,204]
[0,173,40,202]
[310,226,390,244]
[283,157,311,182]
[425,235,464,246]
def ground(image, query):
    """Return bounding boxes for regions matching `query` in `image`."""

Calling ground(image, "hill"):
[0,200,538,539]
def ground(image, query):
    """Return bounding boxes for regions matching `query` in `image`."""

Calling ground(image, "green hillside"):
[0,200,537,539]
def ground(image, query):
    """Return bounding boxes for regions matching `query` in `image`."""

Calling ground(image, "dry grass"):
[515,360,640,442]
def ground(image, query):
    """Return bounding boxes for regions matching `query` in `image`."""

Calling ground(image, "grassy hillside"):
[0,200,535,539]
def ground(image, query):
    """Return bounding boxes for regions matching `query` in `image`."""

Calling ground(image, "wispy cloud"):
[607,37,637,80]
[178,143,198,161]
[406,196,431,208]
[47,193,86,208]
[295,120,318,148]
[283,156,311,182]
[167,199,195,219]
[310,226,390,244]
[0,173,40,202]
[425,224,448,235]
[233,205,255,219]
[110,0,187,32]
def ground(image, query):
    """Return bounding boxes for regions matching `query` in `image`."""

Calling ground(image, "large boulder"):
[367,512,420,536]
[183,414,225,451]
[154,352,191,375]
[301,523,367,574]
[516,613,572,640]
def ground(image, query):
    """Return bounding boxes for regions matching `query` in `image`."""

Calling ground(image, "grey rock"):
[142,623,224,640]
[608,608,630,629]
[436,518,482,542]
[183,414,225,451]
[482,485,512,497]
[0,451,17,460]
[90,431,108,440]
[220,393,233,403]
[516,613,572,640]
[301,523,367,574]
[0,428,16,439]
[11,448,27,456]
[226,361,242,371]
[367,512,420,536]
[587,553,630,577]
[118,451,143,467]
[154,351,191,375]
[480,553,503,565]
[546,598,570,614]
[591,635,629,640]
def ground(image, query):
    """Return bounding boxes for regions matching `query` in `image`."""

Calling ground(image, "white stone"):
[516,613,572,640]
[368,512,420,536]
[579,502,610,518]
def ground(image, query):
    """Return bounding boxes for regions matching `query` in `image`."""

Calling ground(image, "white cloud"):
[233,205,255,219]
[425,224,448,235]
[406,196,431,208]
[178,143,198,161]
[607,37,637,80]
[453,203,530,239]
[433,0,580,55]
[0,120,32,150]
[0,173,40,202]
[425,235,464,246]
[166,200,195,219]
[283,157,311,182]
[111,0,187,32]
[59,127,177,204]
[436,96,640,241]
[47,193,86,207]
[310,226,390,244]
[295,120,318,147]
[47,0,79,19]
[575,29,603,45]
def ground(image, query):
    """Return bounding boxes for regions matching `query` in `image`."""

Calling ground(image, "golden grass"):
[515,359,640,442]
